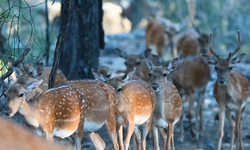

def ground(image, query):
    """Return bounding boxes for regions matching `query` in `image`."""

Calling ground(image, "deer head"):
[146,57,179,92]
[201,31,246,85]
[4,79,43,117]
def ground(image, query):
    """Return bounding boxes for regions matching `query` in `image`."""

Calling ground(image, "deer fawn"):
[66,79,119,150]
[146,57,182,150]
[146,17,180,58]
[0,116,68,150]
[4,78,87,150]
[98,66,113,79]
[16,62,67,90]
[168,54,211,141]
[116,48,161,83]
[92,68,156,150]
[176,29,210,58]
[201,31,249,150]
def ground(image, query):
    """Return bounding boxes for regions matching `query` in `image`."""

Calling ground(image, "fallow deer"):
[176,29,210,58]
[146,58,182,150]
[0,116,68,150]
[4,79,87,150]
[17,62,67,90]
[146,17,179,59]
[201,31,249,150]
[116,48,161,83]
[92,68,156,150]
[65,79,119,150]
[168,54,211,141]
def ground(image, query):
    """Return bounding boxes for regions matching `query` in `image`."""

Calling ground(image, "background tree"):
[59,0,104,79]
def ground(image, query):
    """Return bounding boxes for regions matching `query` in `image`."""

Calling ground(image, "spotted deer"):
[176,29,210,58]
[145,17,180,58]
[146,58,182,150]
[0,116,68,150]
[16,62,67,90]
[116,48,161,83]
[168,54,211,141]
[92,68,156,150]
[4,79,87,150]
[201,31,249,150]
[65,79,119,150]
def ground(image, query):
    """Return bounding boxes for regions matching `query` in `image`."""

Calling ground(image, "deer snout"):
[4,107,12,117]
[218,78,226,85]
[151,83,159,90]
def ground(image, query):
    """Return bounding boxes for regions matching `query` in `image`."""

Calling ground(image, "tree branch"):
[0,48,31,83]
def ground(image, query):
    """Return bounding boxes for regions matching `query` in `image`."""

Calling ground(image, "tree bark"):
[59,0,103,79]
[45,0,51,66]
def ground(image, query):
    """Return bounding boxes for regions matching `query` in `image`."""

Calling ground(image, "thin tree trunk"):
[45,0,51,66]
[48,0,70,88]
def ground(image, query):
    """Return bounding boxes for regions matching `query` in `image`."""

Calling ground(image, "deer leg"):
[43,126,54,141]
[152,126,160,150]
[167,122,174,150]
[89,132,105,150]
[187,92,196,137]
[226,110,235,150]
[134,126,141,150]
[124,121,135,150]
[105,108,119,150]
[117,125,124,150]
[236,107,242,150]
[159,128,167,149]
[199,87,206,133]
[75,120,84,150]
[172,133,175,150]
[239,116,244,150]
[178,114,184,142]
[141,114,153,150]
[217,108,225,150]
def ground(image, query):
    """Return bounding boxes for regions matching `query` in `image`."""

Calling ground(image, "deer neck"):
[154,90,165,118]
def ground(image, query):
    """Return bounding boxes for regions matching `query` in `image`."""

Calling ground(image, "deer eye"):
[117,88,122,93]
[18,93,24,97]
[148,73,152,77]
[136,61,141,65]
[214,66,217,71]
[106,74,111,78]
[162,73,167,77]
[229,66,233,70]
[29,72,33,75]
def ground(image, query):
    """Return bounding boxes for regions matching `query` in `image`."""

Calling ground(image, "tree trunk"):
[59,0,104,80]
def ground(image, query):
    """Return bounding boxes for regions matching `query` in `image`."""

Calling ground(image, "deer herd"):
[1,16,249,150]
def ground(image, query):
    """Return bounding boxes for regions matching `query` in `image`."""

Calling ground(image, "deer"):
[98,66,113,79]
[167,54,211,141]
[0,116,69,150]
[201,31,249,150]
[16,62,67,90]
[92,68,156,150]
[116,48,161,83]
[65,79,119,150]
[145,17,179,59]
[4,78,88,150]
[146,57,182,150]
[176,29,210,58]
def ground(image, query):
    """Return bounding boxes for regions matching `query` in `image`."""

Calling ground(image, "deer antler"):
[209,34,219,57]
[228,30,241,59]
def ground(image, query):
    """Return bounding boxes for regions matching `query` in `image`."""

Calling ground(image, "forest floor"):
[79,29,250,150]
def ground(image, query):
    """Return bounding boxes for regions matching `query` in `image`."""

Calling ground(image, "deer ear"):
[91,69,107,82]
[167,57,179,72]
[201,54,217,65]
[121,68,136,82]
[26,79,43,91]
[146,59,155,70]
[35,62,44,77]
[231,53,246,64]
[115,48,127,58]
